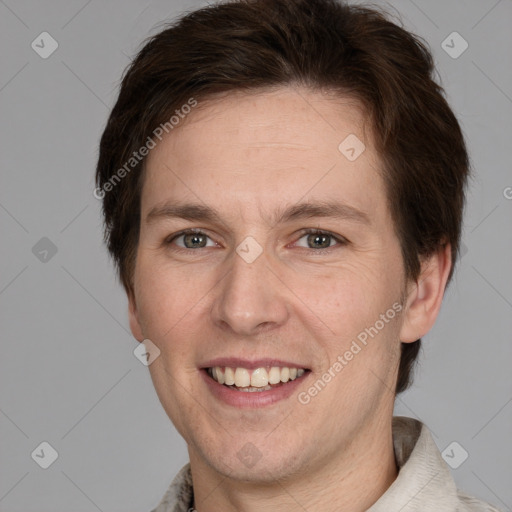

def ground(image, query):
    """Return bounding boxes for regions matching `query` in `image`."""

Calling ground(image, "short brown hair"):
[95,0,470,394]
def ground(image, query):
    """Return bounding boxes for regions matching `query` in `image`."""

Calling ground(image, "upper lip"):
[201,357,310,370]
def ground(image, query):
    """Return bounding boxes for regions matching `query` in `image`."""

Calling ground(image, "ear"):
[127,288,145,342]
[399,243,452,343]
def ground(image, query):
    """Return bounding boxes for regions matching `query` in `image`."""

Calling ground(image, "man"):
[95,0,501,510]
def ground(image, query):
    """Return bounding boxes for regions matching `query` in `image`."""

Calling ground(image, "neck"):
[189,417,398,512]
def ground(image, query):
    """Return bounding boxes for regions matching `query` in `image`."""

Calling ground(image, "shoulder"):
[456,489,504,511]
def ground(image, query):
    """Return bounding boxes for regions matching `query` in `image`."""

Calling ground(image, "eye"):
[165,228,347,252]
[166,229,217,249]
[294,229,346,250]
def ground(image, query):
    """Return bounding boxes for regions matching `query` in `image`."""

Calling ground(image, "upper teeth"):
[209,366,306,387]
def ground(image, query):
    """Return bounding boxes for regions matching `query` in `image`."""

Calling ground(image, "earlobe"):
[399,243,452,343]
[128,289,145,342]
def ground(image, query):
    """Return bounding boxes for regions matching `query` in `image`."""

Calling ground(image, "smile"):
[207,366,307,392]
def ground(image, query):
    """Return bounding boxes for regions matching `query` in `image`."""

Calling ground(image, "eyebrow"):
[146,200,370,227]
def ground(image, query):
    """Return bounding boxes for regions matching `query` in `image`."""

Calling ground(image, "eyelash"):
[165,228,347,253]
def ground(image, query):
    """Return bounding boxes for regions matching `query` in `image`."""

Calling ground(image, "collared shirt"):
[150,416,502,512]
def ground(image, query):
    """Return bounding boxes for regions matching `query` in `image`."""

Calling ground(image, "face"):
[129,87,412,483]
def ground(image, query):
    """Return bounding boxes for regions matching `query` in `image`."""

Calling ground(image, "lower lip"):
[200,369,309,408]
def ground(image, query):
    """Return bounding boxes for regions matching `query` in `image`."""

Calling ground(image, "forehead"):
[141,87,386,225]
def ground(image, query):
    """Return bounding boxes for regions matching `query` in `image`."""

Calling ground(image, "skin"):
[128,86,452,512]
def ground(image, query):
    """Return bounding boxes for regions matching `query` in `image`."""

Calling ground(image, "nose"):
[210,246,290,337]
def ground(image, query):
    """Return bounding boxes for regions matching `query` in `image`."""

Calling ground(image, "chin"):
[199,438,308,484]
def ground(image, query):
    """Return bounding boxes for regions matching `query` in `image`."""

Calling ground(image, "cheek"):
[288,260,394,332]
[134,253,209,336]
[286,259,403,383]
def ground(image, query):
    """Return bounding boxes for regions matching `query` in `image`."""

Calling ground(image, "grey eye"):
[295,231,339,249]
[171,231,216,249]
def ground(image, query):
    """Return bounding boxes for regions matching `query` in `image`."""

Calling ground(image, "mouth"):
[203,365,310,392]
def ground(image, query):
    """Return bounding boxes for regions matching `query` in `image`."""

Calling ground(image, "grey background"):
[0,0,511,511]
